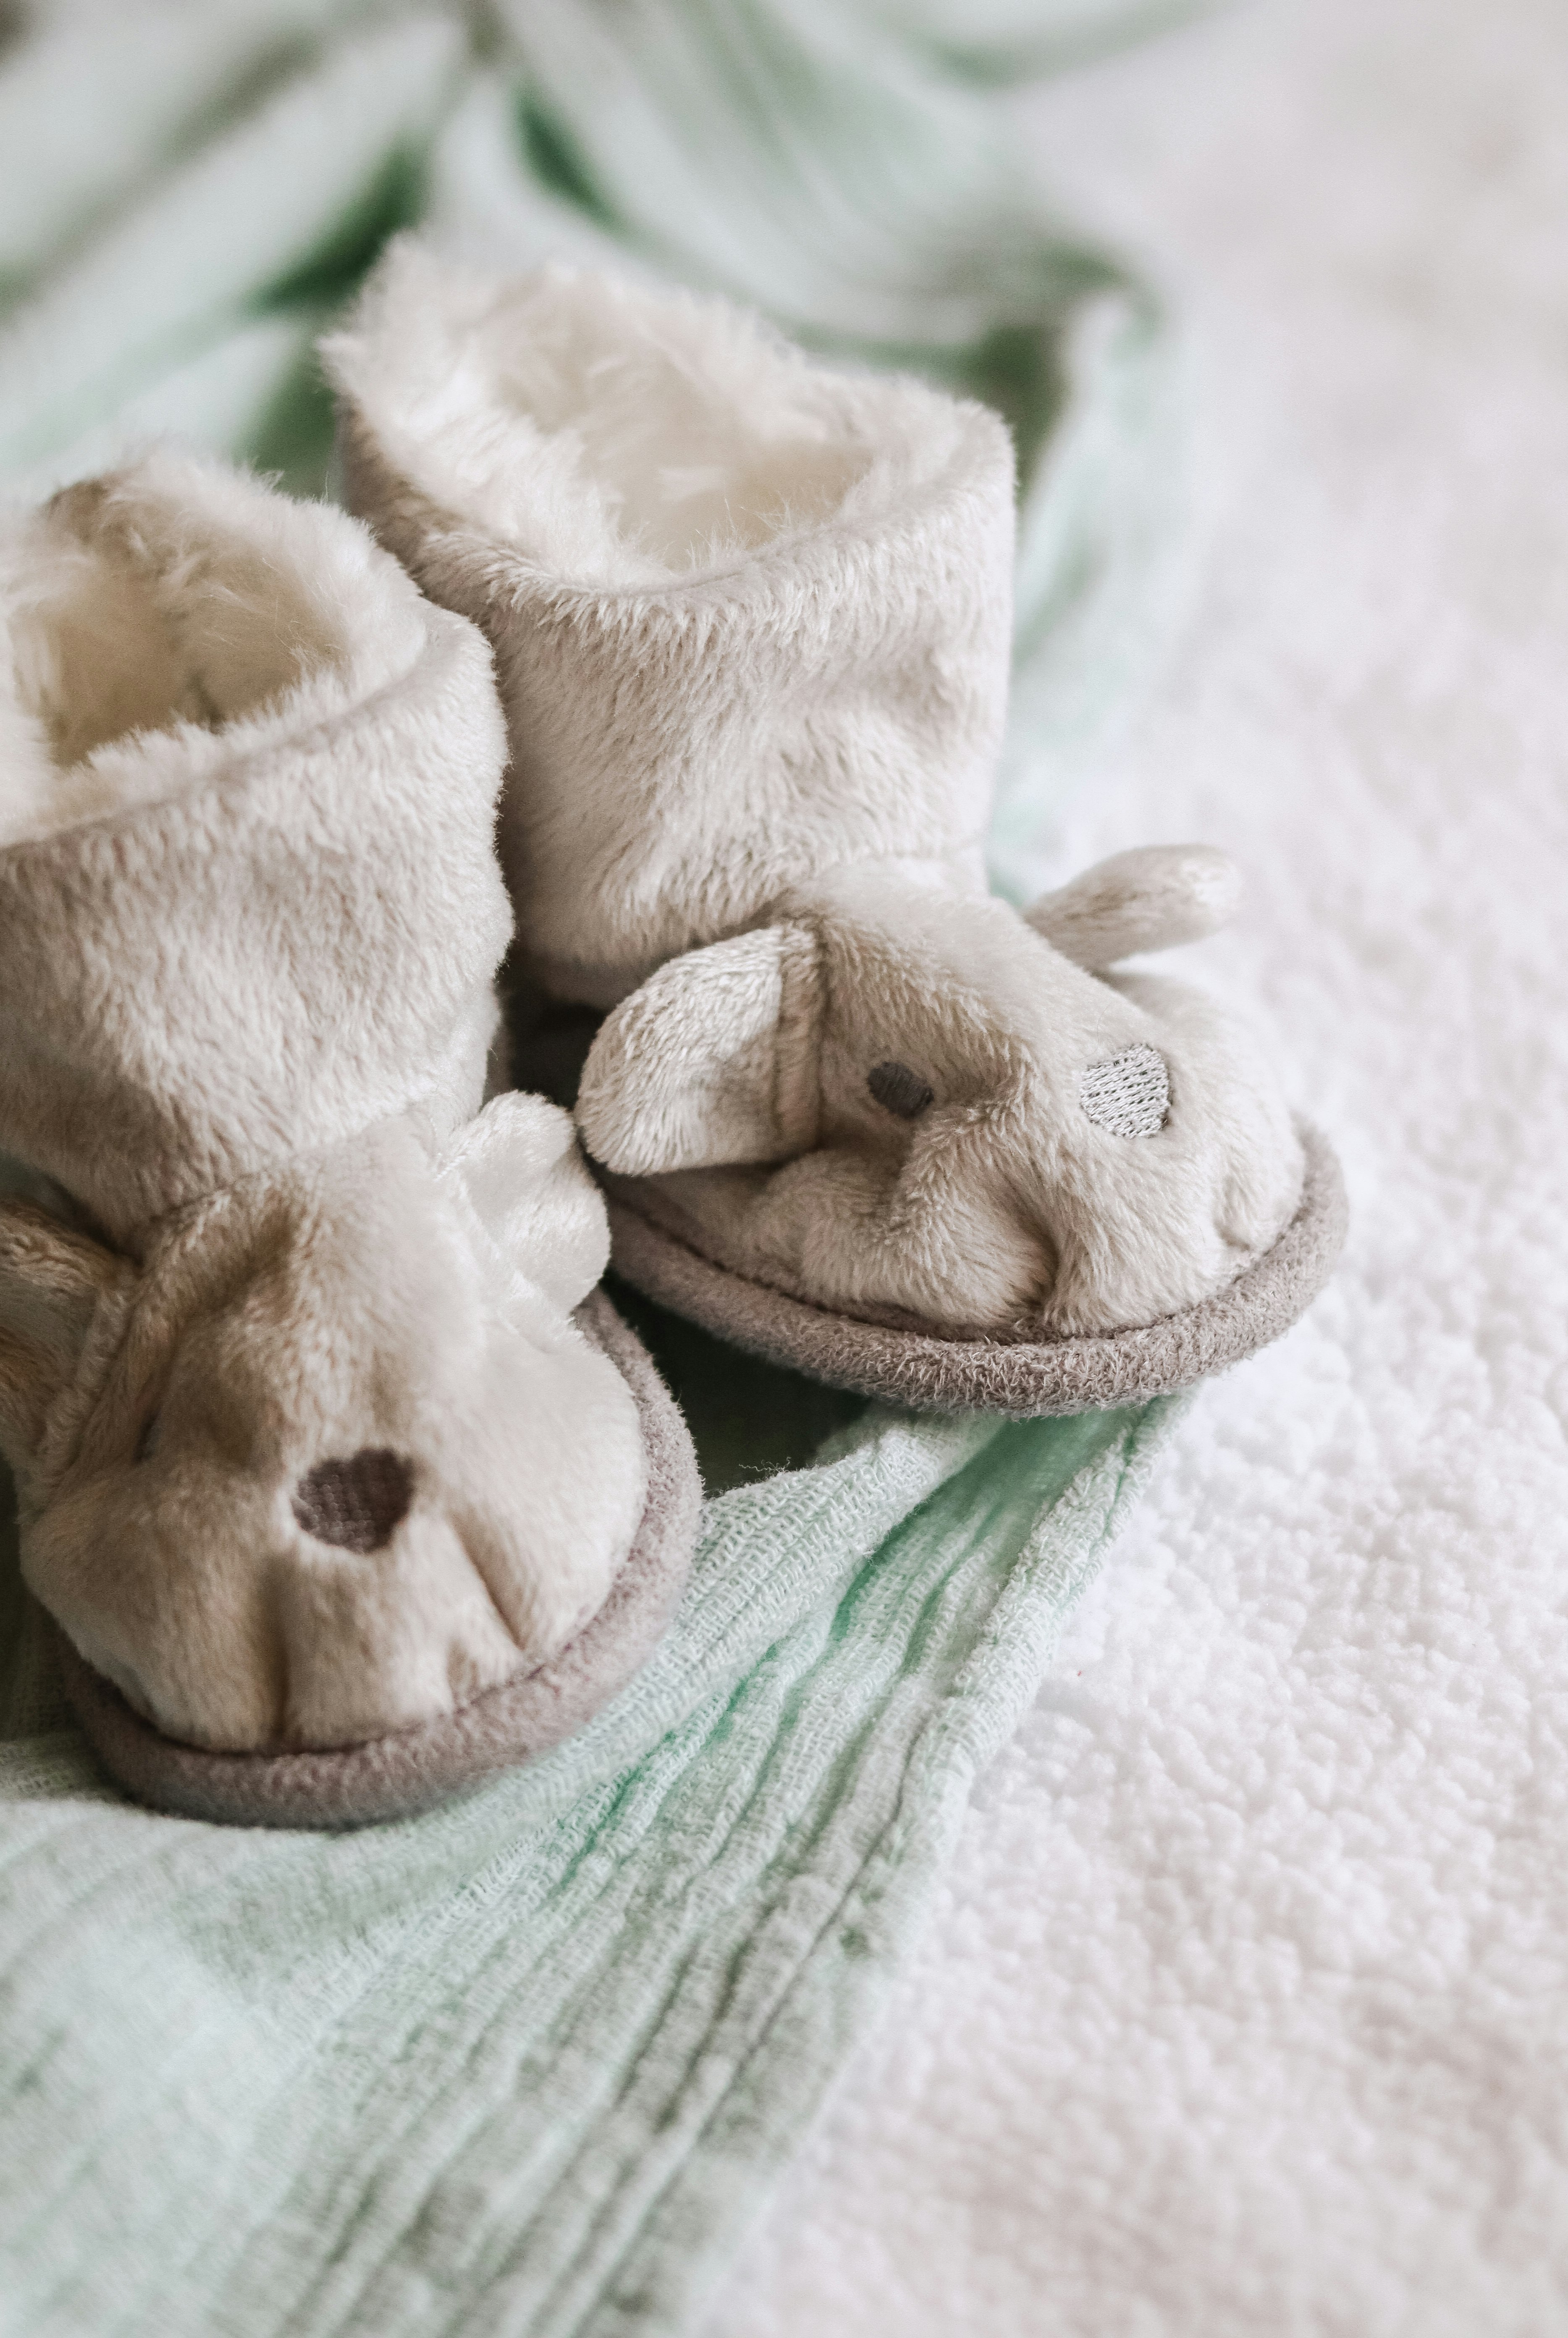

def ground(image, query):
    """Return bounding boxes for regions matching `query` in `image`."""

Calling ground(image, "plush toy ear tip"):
[0,1198,123,1337]
[0,1199,127,1466]
[1027,843,1242,967]
[576,925,821,1176]
[1163,842,1242,921]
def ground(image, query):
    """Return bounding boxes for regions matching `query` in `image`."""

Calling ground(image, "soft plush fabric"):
[330,256,1311,1352]
[601,1119,1344,1414]
[0,451,656,1760]
[325,245,1017,994]
[577,858,1308,1342]
[0,450,507,1226]
[56,1289,700,1827]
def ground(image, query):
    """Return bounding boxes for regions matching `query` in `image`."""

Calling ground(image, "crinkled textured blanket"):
[0,3,1195,2333]
[0,1401,1170,2336]
[721,3,1568,2331]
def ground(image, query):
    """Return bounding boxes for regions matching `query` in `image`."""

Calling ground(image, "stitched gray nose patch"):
[1079,1043,1170,1138]
[292,1449,415,1553]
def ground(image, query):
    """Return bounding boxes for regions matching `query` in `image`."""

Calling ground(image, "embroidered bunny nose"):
[292,1448,414,1553]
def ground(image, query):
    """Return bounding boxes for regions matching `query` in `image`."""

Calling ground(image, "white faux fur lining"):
[0,448,430,847]
[323,240,1003,589]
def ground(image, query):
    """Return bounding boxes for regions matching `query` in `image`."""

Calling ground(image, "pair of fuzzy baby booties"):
[0,245,1344,1828]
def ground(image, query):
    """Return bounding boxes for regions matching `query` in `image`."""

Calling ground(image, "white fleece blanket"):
[716,0,1568,2329]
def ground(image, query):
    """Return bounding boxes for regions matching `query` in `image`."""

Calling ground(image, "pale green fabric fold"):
[859,0,1215,82]
[0,0,378,296]
[0,10,464,484]
[0,5,1189,2330]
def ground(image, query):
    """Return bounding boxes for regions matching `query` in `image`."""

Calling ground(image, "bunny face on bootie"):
[2,1101,640,1754]
[576,853,1304,1342]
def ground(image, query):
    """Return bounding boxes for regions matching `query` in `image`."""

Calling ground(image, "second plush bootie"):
[327,248,1343,1415]
[0,452,697,1822]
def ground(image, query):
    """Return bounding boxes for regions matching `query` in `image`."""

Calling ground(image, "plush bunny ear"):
[576,925,823,1175]
[1026,845,1240,968]
[0,1200,128,1465]
[438,1091,611,1315]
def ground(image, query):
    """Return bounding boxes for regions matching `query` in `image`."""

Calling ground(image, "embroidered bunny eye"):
[867,1061,934,1119]
[1080,1043,1169,1138]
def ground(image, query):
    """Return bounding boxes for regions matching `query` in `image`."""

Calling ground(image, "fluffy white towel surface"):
[717,0,1568,2329]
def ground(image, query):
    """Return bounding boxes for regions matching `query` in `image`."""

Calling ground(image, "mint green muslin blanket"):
[0,5,1193,2331]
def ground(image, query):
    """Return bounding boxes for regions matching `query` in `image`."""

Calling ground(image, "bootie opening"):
[0,452,427,845]
[327,244,1000,587]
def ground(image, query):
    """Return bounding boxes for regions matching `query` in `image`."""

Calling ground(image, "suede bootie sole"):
[599,1123,1345,1418]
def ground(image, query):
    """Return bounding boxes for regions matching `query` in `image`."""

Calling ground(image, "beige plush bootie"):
[0,452,697,1824]
[326,247,1344,1416]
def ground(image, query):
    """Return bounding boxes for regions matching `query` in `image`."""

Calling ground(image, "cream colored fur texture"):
[328,254,1303,1340]
[579,862,1303,1338]
[324,243,1016,997]
[0,454,646,1753]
